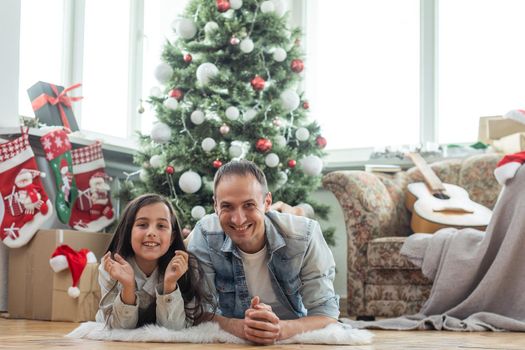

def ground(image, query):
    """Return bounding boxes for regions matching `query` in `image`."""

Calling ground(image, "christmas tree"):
[124,0,333,244]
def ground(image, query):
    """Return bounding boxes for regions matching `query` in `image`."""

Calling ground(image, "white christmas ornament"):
[229,144,243,158]
[280,89,300,112]
[179,171,202,193]
[275,171,288,189]
[196,62,219,85]
[191,206,206,220]
[243,108,257,122]
[230,0,243,9]
[265,153,280,167]
[191,110,205,125]
[225,106,240,120]
[139,169,149,182]
[204,21,219,34]
[271,0,286,16]
[274,135,287,147]
[150,86,163,98]
[163,97,179,110]
[154,63,173,84]
[272,48,287,62]
[201,137,217,152]
[150,122,172,144]
[240,38,254,53]
[295,127,310,141]
[175,18,197,39]
[260,1,275,13]
[149,155,163,168]
[301,155,323,176]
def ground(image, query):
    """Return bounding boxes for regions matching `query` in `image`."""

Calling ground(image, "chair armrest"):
[323,170,401,246]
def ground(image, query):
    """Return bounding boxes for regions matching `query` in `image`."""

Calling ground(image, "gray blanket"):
[344,165,525,331]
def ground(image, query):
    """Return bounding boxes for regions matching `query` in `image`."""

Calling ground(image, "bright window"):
[81,0,132,138]
[306,0,420,150]
[17,0,525,152]
[438,0,525,144]
[18,0,64,118]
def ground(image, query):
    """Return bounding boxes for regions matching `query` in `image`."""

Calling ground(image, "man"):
[188,160,339,344]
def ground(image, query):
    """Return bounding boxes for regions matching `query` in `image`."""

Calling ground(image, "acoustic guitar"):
[405,153,492,233]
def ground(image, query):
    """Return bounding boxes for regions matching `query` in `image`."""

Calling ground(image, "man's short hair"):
[213,160,268,194]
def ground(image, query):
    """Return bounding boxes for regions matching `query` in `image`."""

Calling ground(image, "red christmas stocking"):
[69,141,115,231]
[0,132,53,248]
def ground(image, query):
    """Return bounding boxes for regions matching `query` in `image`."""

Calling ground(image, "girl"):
[96,193,215,329]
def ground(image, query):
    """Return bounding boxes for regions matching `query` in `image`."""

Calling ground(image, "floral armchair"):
[322,153,502,319]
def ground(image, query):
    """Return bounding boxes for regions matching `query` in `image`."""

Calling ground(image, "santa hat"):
[92,171,111,180]
[504,109,525,125]
[59,158,69,173]
[17,168,45,179]
[494,151,525,185]
[49,244,97,298]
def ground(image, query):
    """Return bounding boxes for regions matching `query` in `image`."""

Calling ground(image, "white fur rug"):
[66,321,373,345]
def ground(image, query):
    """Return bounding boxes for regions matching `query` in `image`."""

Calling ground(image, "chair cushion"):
[367,236,419,269]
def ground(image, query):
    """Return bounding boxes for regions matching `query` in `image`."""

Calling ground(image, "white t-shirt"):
[239,245,296,319]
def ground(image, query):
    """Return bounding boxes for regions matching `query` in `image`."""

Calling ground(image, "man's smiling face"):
[214,174,272,254]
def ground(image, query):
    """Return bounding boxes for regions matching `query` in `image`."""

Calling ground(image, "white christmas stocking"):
[69,141,115,231]
[0,132,53,248]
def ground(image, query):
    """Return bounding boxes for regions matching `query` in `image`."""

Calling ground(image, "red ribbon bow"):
[31,83,83,132]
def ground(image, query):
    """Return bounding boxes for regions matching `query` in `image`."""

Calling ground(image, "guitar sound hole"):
[433,193,450,200]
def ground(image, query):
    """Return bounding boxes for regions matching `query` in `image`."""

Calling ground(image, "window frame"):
[15,0,458,169]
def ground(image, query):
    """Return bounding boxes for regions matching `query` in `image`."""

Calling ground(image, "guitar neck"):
[408,153,446,192]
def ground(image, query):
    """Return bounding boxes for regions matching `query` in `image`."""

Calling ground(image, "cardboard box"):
[478,116,501,144]
[493,132,525,154]
[478,115,525,143]
[27,81,81,131]
[8,229,113,322]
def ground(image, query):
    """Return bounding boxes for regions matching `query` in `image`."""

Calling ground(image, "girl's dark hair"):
[106,193,215,325]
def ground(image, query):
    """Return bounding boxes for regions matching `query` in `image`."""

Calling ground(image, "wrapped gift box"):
[27,81,82,132]
[8,229,113,322]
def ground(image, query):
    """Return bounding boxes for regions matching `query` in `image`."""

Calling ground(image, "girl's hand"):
[102,252,135,289]
[163,250,189,294]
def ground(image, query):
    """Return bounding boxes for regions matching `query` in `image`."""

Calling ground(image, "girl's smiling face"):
[131,202,172,274]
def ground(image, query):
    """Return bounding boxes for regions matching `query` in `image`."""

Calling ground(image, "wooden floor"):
[2,316,525,350]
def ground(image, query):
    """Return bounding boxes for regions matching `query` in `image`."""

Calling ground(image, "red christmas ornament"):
[251,75,266,91]
[302,101,310,109]
[291,59,304,73]
[255,138,272,153]
[316,136,327,149]
[183,53,192,63]
[288,159,297,168]
[217,0,230,12]
[169,88,184,101]
[165,165,175,174]
[213,160,223,168]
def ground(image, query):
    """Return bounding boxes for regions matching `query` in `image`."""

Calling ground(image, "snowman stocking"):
[0,132,53,248]
[40,129,78,223]
[69,141,115,231]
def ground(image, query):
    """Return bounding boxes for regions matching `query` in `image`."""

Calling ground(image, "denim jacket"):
[187,210,339,320]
